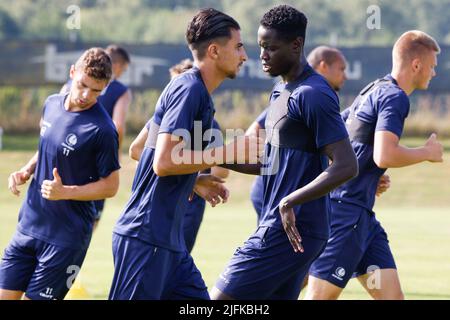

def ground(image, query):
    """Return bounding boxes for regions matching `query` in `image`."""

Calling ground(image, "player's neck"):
[391,69,415,96]
[281,55,307,83]
[196,61,225,94]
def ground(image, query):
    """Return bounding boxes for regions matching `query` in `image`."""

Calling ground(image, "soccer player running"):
[61,45,132,228]
[129,59,229,253]
[211,5,358,300]
[248,45,392,223]
[306,30,443,300]
[0,48,120,300]
[109,9,263,300]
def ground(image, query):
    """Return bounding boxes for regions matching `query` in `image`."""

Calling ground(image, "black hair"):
[186,8,240,58]
[260,5,308,42]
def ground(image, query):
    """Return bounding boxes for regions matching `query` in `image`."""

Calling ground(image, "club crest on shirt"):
[61,133,78,156]
[65,133,78,147]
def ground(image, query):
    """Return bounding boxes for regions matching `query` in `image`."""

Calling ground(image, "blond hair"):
[393,30,440,66]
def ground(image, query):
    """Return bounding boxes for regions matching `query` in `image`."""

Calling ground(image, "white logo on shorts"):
[332,267,346,281]
[39,287,54,299]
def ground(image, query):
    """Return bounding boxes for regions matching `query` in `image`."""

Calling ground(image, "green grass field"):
[0,136,449,299]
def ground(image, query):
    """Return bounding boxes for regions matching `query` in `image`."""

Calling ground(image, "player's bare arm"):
[153,133,263,176]
[192,174,229,207]
[129,125,149,161]
[279,138,358,252]
[374,131,443,168]
[41,168,119,201]
[8,151,38,196]
[112,89,132,147]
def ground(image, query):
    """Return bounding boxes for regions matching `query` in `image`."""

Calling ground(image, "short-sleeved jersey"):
[97,79,128,118]
[113,67,215,252]
[331,74,410,211]
[18,94,120,249]
[258,65,349,240]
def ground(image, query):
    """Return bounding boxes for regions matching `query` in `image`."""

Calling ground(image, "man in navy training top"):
[248,45,390,223]
[109,8,263,300]
[61,45,132,228]
[306,30,443,300]
[0,48,120,300]
[211,5,358,300]
[129,59,229,253]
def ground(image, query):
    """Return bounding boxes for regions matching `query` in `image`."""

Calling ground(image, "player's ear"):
[207,43,219,60]
[69,65,76,79]
[411,58,421,73]
[292,37,303,53]
[318,60,328,72]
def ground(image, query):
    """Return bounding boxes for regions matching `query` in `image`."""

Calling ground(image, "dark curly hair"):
[75,47,112,82]
[260,5,308,42]
[186,8,240,59]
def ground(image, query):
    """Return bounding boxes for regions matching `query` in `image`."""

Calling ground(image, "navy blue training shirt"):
[113,67,215,252]
[258,65,349,240]
[97,79,128,118]
[18,93,120,249]
[331,74,410,211]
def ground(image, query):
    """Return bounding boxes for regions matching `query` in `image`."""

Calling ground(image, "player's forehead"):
[74,69,107,91]
[257,26,279,42]
[429,51,438,66]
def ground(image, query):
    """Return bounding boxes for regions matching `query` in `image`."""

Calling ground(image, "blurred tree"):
[0,0,448,45]
[0,9,21,39]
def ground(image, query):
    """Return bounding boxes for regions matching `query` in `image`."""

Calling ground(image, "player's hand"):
[279,199,304,253]
[376,174,391,197]
[41,168,66,200]
[192,174,229,207]
[8,170,31,196]
[225,135,264,164]
[425,133,443,163]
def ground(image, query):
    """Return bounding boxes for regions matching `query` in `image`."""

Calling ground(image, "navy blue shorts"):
[109,233,209,300]
[309,200,396,288]
[215,226,327,300]
[0,230,88,300]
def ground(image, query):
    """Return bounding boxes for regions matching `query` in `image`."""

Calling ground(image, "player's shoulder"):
[93,102,117,131]
[42,93,66,113]
[294,73,338,105]
[45,93,65,105]
[373,79,409,106]
[169,68,207,95]
[110,79,128,92]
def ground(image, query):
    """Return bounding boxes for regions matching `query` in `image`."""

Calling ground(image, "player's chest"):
[39,114,97,158]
